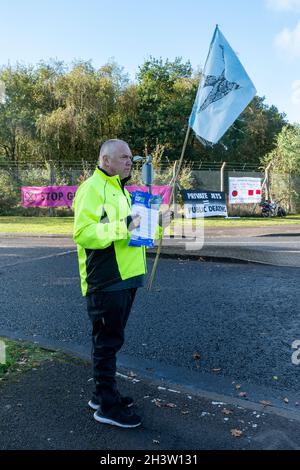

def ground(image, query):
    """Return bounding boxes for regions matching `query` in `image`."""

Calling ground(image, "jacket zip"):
[118,179,131,209]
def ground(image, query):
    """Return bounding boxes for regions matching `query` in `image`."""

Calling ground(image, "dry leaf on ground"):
[128,371,137,378]
[153,399,163,408]
[231,429,243,438]
[222,408,233,415]
[260,400,272,407]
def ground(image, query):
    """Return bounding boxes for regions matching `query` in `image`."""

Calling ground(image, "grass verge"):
[0,215,300,235]
[0,216,74,234]
[0,337,63,383]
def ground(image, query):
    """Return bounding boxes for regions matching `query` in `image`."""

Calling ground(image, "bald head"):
[99,139,129,161]
[99,139,133,179]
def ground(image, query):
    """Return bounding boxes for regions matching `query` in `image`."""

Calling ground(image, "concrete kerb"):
[0,233,73,239]
[0,232,262,266]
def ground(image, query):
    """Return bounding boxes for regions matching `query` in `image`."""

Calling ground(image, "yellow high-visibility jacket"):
[73,168,147,296]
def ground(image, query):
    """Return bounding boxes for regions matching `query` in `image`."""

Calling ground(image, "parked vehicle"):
[260,200,286,217]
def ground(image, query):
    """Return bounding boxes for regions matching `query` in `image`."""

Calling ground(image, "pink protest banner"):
[125,185,172,205]
[21,186,78,207]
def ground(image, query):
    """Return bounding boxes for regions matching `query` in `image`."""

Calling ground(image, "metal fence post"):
[49,160,55,217]
[0,340,6,365]
[220,162,226,192]
[288,172,292,213]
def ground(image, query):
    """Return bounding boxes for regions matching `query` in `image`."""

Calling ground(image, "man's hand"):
[127,214,141,232]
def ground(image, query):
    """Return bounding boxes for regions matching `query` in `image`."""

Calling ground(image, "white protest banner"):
[229,177,262,204]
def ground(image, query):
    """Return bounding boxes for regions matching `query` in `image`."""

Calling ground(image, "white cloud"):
[291,80,300,104]
[274,21,300,58]
[266,0,300,11]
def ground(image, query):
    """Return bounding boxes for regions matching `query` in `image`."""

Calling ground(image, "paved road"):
[162,223,300,267]
[0,236,300,415]
[2,224,300,267]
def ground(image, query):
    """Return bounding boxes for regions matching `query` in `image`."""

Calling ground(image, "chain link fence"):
[0,160,299,216]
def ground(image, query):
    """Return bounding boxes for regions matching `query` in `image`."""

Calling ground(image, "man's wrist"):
[125,215,133,228]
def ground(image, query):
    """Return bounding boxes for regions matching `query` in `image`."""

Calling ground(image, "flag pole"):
[147,125,191,291]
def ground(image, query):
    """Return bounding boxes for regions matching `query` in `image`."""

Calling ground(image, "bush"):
[0,170,19,214]
[130,144,195,190]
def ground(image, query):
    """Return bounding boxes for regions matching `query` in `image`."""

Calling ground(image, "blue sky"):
[1,0,300,123]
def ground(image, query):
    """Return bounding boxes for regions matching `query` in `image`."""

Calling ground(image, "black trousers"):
[86,288,137,410]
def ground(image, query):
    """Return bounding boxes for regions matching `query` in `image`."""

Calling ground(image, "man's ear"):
[102,155,110,168]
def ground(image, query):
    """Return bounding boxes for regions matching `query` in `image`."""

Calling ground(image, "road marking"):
[0,254,20,257]
[264,250,300,253]
[0,250,77,269]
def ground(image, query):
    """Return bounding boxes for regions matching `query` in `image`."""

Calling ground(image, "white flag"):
[189,25,256,145]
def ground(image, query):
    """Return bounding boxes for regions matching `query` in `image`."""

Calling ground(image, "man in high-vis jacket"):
[73,139,146,428]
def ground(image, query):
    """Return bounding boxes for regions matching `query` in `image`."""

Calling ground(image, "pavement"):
[1,223,300,453]
[1,350,300,453]
[153,223,300,268]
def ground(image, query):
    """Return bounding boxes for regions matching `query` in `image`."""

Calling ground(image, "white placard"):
[130,203,159,241]
[229,177,262,204]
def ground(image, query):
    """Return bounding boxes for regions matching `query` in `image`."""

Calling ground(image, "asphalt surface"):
[0,236,300,408]
[1,357,300,451]
[1,233,300,452]
[160,223,300,267]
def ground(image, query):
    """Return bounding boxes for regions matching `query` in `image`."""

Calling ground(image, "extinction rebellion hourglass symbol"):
[25,192,37,204]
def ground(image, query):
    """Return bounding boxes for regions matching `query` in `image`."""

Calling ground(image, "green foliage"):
[224,97,287,164]
[36,60,128,162]
[0,337,61,379]
[130,144,194,190]
[0,57,288,169]
[0,170,19,213]
[262,125,300,173]
[121,57,198,159]
[261,125,300,212]
[192,96,287,165]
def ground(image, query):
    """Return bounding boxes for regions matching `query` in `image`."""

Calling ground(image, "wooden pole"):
[147,126,191,291]
[170,160,178,210]
[262,162,272,201]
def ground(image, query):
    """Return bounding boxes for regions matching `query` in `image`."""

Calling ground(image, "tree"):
[37,60,128,163]
[261,125,300,211]
[0,60,65,164]
[0,58,288,169]
[0,64,36,164]
[120,57,199,159]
